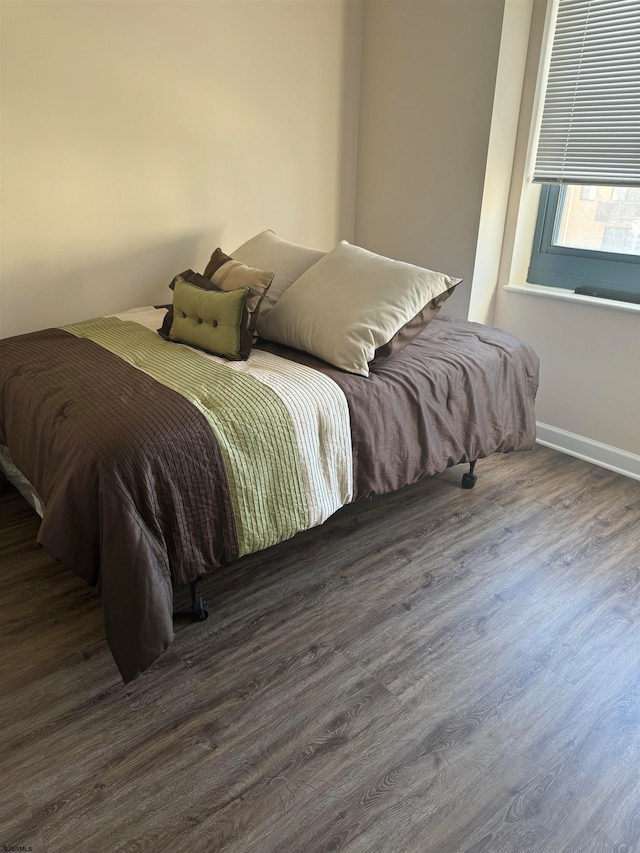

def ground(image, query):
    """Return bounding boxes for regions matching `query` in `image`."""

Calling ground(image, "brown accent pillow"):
[204,248,274,341]
[158,270,252,359]
[369,284,458,367]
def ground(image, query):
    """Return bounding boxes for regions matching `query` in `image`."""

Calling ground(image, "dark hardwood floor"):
[0,445,638,853]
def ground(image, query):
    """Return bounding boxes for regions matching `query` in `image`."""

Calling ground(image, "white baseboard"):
[536,422,640,481]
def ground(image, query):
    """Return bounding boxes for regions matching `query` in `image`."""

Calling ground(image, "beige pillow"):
[204,248,274,341]
[259,241,461,376]
[231,230,325,333]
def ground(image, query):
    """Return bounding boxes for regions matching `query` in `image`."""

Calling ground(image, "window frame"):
[527,184,640,304]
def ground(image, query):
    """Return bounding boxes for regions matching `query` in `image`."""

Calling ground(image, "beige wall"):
[353,0,505,320]
[3,0,636,461]
[494,293,640,456]
[353,0,639,460]
[491,0,640,458]
[0,0,362,337]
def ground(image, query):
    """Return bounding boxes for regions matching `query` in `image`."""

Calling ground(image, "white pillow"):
[259,241,461,376]
[231,230,325,332]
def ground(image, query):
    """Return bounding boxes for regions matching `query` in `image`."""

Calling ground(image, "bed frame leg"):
[461,459,477,490]
[190,577,209,621]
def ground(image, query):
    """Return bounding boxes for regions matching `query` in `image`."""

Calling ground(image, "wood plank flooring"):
[0,445,638,853]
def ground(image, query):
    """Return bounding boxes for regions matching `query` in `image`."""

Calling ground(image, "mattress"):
[0,444,45,517]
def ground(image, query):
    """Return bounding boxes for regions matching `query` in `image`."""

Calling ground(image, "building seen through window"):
[553,185,640,257]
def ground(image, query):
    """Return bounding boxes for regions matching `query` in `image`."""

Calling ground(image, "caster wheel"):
[192,596,209,621]
[461,473,477,490]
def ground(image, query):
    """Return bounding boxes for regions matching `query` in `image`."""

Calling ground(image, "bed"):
[0,236,540,682]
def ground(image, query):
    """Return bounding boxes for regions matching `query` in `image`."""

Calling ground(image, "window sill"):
[503,284,640,315]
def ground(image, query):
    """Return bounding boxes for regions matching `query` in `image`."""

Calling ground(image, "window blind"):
[532,0,640,186]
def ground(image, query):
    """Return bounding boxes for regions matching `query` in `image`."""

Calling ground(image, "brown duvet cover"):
[259,316,539,499]
[0,313,538,681]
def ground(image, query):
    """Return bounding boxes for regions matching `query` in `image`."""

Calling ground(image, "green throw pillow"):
[170,276,251,360]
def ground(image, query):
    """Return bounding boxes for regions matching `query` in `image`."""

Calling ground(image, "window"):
[528,184,640,302]
[580,186,597,201]
[527,0,640,304]
[611,188,630,202]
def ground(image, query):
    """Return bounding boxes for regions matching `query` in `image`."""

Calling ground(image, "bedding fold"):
[0,316,353,680]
